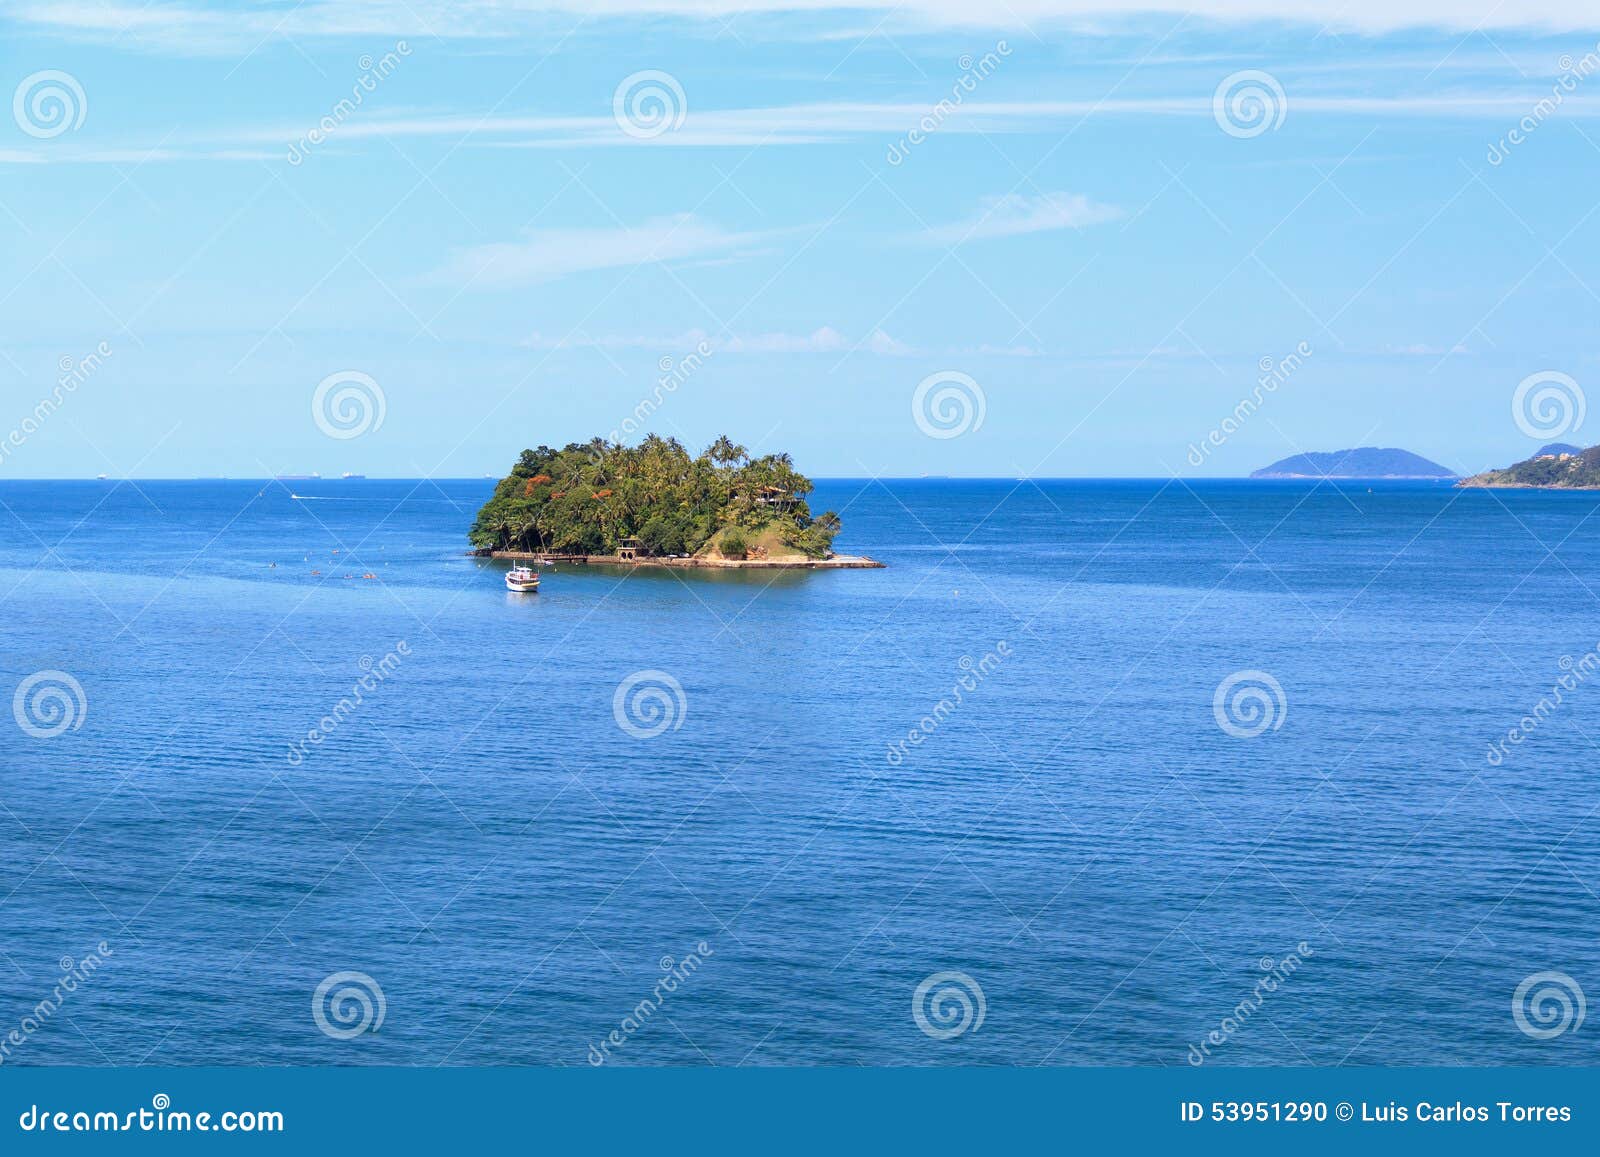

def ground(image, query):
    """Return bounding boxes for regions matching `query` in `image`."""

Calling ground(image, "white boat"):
[505,564,540,593]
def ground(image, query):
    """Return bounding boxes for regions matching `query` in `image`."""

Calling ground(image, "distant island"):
[1458,443,1600,489]
[469,435,879,567]
[1250,448,1457,480]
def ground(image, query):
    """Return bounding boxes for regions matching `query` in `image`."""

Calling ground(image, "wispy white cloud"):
[202,93,1600,152]
[9,0,1600,54]
[11,91,1600,166]
[0,145,286,165]
[721,326,849,353]
[426,213,776,288]
[521,325,919,354]
[922,191,1123,244]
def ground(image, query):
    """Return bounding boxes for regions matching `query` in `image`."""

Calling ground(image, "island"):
[1458,443,1600,489]
[469,435,883,568]
[1250,447,1457,480]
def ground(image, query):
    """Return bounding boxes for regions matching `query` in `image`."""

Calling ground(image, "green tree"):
[468,436,839,558]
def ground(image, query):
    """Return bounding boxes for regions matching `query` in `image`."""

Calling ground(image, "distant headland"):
[1458,443,1600,489]
[1250,448,1457,480]
[469,435,882,568]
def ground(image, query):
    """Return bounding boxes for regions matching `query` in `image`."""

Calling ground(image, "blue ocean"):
[1,478,1595,1066]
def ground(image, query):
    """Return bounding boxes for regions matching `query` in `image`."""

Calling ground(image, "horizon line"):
[0,474,1470,483]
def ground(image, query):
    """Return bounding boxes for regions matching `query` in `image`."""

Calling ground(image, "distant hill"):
[1250,448,1457,479]
[1536,442,1583,457]
[1459,443,1600,489]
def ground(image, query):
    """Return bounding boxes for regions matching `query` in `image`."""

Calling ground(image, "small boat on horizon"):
[505,564,540,593]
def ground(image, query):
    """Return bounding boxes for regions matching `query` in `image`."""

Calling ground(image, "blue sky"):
[4,2,1600,478]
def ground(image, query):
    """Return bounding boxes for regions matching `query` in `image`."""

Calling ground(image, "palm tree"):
[707,435,747,470]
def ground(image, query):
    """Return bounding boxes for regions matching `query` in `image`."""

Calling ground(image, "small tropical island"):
[1458,443,1600,489]
[1250,447,1457,479]
[469,435,882,568]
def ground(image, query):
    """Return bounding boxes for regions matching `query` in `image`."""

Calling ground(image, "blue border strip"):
[3,1068,1598,1152]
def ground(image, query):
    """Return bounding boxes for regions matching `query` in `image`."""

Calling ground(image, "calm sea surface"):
[1,478,1596,1066]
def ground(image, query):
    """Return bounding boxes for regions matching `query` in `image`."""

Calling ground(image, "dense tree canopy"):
[1460,443,1600,489]
[468,435,842,558]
